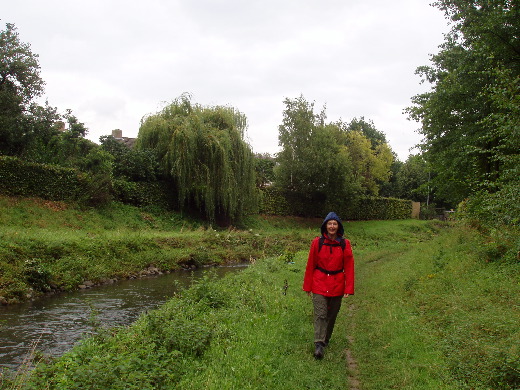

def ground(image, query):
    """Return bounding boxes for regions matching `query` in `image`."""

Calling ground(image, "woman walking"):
[303,211,355,359]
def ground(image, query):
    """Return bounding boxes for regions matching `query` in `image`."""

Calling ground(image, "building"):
[111,129,137,148]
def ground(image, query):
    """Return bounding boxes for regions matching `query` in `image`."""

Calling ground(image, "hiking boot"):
[314,342,325,359]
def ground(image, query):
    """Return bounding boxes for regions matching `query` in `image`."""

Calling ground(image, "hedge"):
[260,187,413,220]
[338,196,413,220]
[0,156,88,201]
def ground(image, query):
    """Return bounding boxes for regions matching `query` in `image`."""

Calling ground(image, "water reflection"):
[0,266,244,369]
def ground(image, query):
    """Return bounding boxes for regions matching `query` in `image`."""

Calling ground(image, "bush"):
[259,188,413,220]
[112,179,174,209]
[338,196,412,220]
[0,155,88,201]
[459,184,520,228]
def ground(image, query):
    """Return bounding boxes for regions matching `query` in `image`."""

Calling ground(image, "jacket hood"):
[320,211,344,236]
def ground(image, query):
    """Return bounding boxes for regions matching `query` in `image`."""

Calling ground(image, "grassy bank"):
[2,217,517,389]
[0,196,318,304]
[351,222,519,389]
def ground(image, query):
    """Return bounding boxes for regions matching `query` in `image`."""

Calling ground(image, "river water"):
[0,266,244,370]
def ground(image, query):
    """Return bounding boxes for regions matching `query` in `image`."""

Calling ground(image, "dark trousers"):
[312,294,343,344]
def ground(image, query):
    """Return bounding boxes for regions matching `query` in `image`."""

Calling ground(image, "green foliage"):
[0,23,45,156]
[0,155,114,206]
[23,258,52,292]
[100,135,159,182]
[343,129,393,195]
[339,196,412,221]
[0,196,316,303]
[137,94,257,224]
[112,179,174,209]
[0,23,109,179]
[275,96,356,216]
[379,158,403,198]
[254,153,275,189]
[45,129,100,169]
[457,184,520,264]
[0,23,43,106]
[394,154,431,202]
[259,187,292,216]
[260,187,412,220]
[459,184,520,229]
[17,102,62,161]
[346,116,388,148]
[420,203,439,220]
[0,155,88,201]
[406,1,519,206]
[275,96,396,216]
[349,221,519,389]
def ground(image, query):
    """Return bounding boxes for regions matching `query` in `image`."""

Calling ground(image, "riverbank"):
[0,196,318,304]
[0,265,245,370]
[3,218,518,389]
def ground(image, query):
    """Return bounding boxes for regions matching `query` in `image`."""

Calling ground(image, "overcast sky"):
[4,0,450,161]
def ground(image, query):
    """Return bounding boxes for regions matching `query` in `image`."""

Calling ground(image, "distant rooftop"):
[111,129,136,148]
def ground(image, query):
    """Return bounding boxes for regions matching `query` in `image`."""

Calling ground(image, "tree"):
[406,1,519,206]
[343,130,393,196]
[64,109,88,138]
[395,154,431,202]
[0,23,45,156]
[18,101,62,162]
[137,95,257,224]
[100,135,158,181]
[0,23,44,107]
[254,153,275,189]
[379,157,403,198]
[346,117,387,149]
[275,96,355,216]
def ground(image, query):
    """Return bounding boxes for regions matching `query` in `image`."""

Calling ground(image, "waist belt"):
[316,266,344,275]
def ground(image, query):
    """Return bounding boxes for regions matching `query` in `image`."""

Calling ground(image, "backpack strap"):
[318,236,346,253]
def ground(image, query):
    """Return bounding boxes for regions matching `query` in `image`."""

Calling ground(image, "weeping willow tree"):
[136,95,257,224]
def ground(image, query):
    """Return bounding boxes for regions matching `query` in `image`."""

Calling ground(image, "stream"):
[0,266,245,370]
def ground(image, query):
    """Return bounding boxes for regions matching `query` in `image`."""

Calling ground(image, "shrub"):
[259,188,413,220]
[112,179,174,209]
[0,155,88,201]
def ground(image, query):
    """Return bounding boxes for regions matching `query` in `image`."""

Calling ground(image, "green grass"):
[351,223,519,389]
[0,197,315,303]
[1,196,518,389]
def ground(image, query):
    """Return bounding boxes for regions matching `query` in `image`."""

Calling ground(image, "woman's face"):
[326,220,339,237]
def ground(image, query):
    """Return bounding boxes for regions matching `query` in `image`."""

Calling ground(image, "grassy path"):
[347,221,518,389]
[345,303,361,390]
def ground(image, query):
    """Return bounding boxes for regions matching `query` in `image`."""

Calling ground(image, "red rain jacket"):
[302,235,355,296]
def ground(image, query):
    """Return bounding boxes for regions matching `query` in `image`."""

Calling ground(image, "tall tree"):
[276,96,355,216]
[137,95,257,224]
[346,117,387,149]
[0,23,45,155]
[406,1,519,205]
[395,154,431,202]
[343,130,393,196]
[254,153,275,189]
[0,23,43,107]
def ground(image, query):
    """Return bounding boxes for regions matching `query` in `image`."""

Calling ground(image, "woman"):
[302,211,355,359]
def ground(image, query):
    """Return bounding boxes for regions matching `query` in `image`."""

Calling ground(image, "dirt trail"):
[346,303,361,390]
